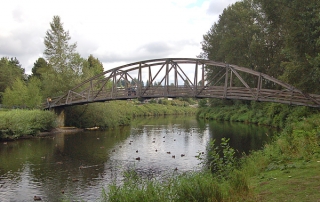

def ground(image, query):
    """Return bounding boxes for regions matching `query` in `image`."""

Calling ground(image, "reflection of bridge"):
[46,58,320,109]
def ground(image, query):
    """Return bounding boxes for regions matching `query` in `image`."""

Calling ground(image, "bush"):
[0,109,56,139]
[65,101,197,128]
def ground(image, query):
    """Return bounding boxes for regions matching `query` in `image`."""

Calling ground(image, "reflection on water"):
[0,116,276,201]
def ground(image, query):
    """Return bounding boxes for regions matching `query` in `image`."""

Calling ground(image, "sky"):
[0,0,238,75]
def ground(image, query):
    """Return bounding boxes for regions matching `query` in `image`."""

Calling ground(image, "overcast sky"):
[0,0,238,75]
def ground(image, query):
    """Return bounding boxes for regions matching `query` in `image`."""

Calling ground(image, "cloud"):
[0,0,238,74]
[207,0,237,15]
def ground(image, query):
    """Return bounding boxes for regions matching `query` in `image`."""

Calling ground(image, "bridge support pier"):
[52,107,65,127]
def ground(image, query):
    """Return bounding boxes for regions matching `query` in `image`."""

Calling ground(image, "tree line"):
[200,0,320,94]
[0,16,104,108]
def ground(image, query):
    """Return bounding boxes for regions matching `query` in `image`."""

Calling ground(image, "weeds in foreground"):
[105,138,249,202]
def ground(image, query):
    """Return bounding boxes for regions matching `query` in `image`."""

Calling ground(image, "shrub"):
[0,109,56,139]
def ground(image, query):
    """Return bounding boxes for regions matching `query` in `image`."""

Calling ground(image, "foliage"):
[65,101,197,128]
[196,138,236,179]
[42,16,84,97]
[2,78,27,108]
[200,0,320,93]
[44,16,78,74]
[106,170,228,202]
[2,77,43,109]
[198,101,314,128]
[0,57,25,103]
[0,109,56,139]
[198,98,207,107]
[82,55,104,79]
[31,57,52,79]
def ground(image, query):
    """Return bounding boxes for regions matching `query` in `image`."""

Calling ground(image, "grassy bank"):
[66,100,197,129]
[0,109,56,139]
[197,101,315,128]
[0,100,196,140]
[103,102,320,201]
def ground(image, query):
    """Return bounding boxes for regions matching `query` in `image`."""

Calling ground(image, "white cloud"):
[0,0,238,74]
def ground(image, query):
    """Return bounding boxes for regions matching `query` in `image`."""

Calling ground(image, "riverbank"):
[0,100,197,140]
[193,103,320,201]
[65,100,198,129]
[104,102,320,201]
[0,109,56,140]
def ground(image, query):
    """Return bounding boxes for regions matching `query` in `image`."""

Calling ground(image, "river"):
[0,115,276,201]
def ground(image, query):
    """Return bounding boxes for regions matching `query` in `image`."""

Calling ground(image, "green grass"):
[250,159,320,202]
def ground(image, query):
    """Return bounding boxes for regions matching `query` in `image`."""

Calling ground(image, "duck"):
[136,150,138,153]
[181,154,185,157]
[172,155,175,158]
[155,149,158,152]
[34,196,42,201]
[136,157,141,160]
[167,151,171,154]
[174,167,178,171]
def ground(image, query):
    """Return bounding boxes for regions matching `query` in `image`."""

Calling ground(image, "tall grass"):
[0,109,56,139]
[65,101,197,128]
[104,137,250,202]
[198,101,314,128]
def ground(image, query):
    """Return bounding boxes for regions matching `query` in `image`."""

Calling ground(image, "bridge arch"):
[46,58,320,108]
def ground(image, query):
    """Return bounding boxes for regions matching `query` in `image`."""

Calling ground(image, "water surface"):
[0,116,276,201]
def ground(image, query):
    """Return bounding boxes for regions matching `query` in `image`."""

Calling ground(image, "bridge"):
[46,58,320,109]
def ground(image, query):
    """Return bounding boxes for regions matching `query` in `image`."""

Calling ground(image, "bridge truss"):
[46,58,320,108]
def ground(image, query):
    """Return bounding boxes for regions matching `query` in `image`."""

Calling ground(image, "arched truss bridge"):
[46,58,320,108]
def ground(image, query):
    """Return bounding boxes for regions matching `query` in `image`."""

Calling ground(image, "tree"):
[31,57,51,79]
[0,57,25,103]
[200,0,287,90]
[43,15,83,96]
[2,78,27,108]
[82,55,104,79]
[44,16,77,73]
[25,77,43,108]
[2,77,42,108]
[252,0,320,93]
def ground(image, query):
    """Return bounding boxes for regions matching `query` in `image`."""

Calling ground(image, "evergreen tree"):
[43,15,83,96]
[31,57,51,79]
[82,55,104,79]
